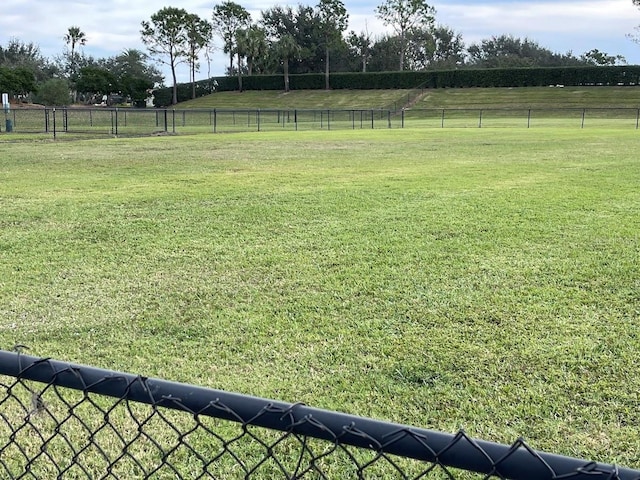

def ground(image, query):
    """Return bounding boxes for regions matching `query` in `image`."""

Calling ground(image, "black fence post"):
[401,108,405,129]
[172,109,176,133]
[479,109,483,128]
[528,109,531,128]
[52,108,57,139]
[163,109,168,132]
[115,108,119,136]
[441,109,445,128]
[581,108,586,128]
[213,109,217,133]
[44,108,49,133]
[636,109,639,130]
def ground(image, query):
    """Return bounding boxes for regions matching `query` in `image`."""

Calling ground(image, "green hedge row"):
[152,66,640,107]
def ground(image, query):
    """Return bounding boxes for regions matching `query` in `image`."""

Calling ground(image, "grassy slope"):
[1,129,639,471]
[175,86,640,110]
[176,89,412,110]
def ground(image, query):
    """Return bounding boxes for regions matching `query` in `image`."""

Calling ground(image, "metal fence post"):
[527,109,531,128]
[636,109,639,130]
[52,107,57,139]
[213,109,217,133]
[371,110,374,129]
[44,108,49,133]
[172,109,176,133]
[115,108,119,136]
[388,110,391,128]
[257,109,261,132]
[441,109,445,128]
[581,108,585,128]
[479,109,483,128]
[401,108,405,129]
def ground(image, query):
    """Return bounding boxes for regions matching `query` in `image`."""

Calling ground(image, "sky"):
[1,0,639,85]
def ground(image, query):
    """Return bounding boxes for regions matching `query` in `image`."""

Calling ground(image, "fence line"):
[0,349,638,479]
[1,106,640,138]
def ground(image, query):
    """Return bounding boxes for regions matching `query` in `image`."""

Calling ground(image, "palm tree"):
[236,26,267,76]
[64,26,87,101]
[64,26,87,60]
[274,35,300,93]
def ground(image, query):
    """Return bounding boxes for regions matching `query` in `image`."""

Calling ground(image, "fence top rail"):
[8,106,640,114]
[0,349,637,480]
[409,107,640,112]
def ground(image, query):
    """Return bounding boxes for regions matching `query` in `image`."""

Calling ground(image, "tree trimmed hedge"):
[152,65,640,107]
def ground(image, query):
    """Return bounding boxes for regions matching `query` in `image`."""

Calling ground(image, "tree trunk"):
[399,33,405,71]
[284,60,290,93]
[237,52,243,92]
[171,58,178,105]
[325,45,330,90]
[191,62,196,99]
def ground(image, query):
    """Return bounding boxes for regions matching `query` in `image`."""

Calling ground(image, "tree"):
[236,25,268,75]
[63,26,87,78]
[185,14,213,99]
[141,7,191,105]
[581,49,627,66]
[274,34,301,92]
[316,0,349,89]
[375,0,435,70]
[211,1,251,74]
[348,28,372,72]
[101,49,163,102]
[76,66,116,98]
[0,66,36,97]
[431,26,465,68]
[261,5,327,75]
[34,78,71,106]
[467,35,585,68]
[367,34,402,72]
[63,26,87,101]
[0,38,55,82]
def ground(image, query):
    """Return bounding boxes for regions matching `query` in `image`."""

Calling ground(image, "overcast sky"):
[1,0,639,84]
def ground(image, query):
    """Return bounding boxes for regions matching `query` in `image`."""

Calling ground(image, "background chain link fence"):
[2,106,640,138]
[1,349,638,479]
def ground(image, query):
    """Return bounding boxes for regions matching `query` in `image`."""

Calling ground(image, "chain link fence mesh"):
[0,349,638,480]
[3,106,640,138]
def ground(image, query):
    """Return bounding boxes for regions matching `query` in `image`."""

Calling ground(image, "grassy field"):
[175,85,640,110]
[1,127,639,475]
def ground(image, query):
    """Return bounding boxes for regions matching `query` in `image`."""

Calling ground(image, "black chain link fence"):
[2,106,640,139]
[0,349,638,479]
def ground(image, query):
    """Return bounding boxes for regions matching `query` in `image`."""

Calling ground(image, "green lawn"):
[0,128,639,475]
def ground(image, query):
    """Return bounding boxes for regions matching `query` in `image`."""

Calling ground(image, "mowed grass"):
[176,89,410,110]
[0,128,639,472]
[415,86,640,109]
